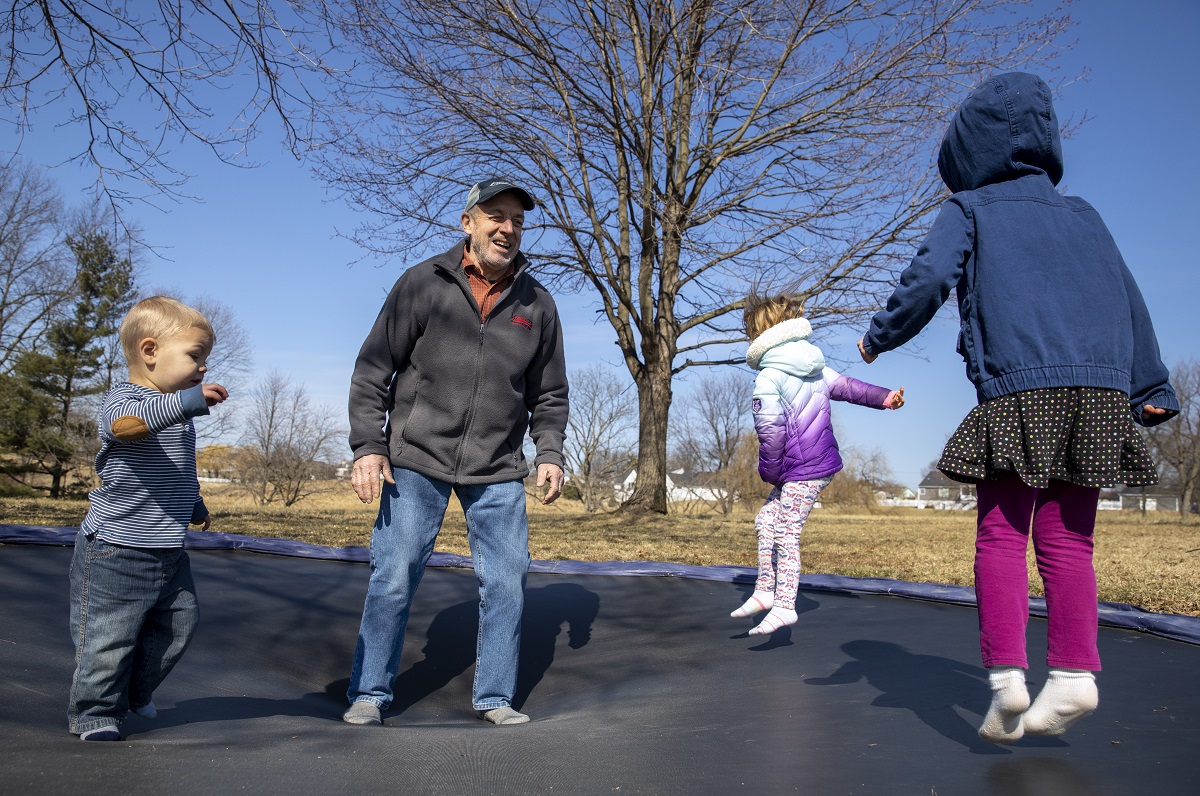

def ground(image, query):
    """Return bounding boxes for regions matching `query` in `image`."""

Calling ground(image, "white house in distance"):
[916,470,977,511]
[614,469,726,504]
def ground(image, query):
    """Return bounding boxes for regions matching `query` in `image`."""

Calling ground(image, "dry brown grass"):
[3,484,1198,616]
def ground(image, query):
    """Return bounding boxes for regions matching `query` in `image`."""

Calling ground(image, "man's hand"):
[352,454,395,504]
[857,338,877,364]
[536,463,564,505]
[202,383,229,407]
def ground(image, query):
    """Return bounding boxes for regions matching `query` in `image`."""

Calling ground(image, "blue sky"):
[5,0,1197,488]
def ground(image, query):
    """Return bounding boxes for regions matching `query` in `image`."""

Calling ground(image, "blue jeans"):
[68,533,199,734]
[347,468,530,711]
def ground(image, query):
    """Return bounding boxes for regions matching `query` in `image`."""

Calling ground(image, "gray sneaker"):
[342,701,382,725]
[478,706,529,725]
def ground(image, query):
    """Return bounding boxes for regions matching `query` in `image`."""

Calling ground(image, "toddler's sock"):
[978,666,1030,744]
[747,606,797,635]
[731,590,774,618]
[1023,668,1098,736]
[79,726,122,742]
[131,701,157,719]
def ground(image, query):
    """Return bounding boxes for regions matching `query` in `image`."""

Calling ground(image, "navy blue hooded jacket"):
[862,72,1178,425]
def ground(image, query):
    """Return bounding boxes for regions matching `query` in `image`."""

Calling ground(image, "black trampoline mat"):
[1,544,1196,795]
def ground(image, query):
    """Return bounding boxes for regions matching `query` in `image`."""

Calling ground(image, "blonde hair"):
[743,293,805,340]
[120,296,214,364]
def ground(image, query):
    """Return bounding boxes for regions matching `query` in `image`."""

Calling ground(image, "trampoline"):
[1,524,1197,795]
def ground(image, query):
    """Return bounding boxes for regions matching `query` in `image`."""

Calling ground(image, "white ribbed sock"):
[731,590,774,618]
[748,606,797,635]
[978,666,1030,744]
[1023,668,1098,736]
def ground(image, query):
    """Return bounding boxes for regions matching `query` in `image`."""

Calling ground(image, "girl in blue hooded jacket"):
[858,73,1179,744]
[733,294,904,635]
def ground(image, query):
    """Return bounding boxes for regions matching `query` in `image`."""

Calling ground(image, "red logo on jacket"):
[512,315,533,330]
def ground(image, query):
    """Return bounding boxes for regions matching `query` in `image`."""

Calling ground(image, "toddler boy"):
[68,296,228,741]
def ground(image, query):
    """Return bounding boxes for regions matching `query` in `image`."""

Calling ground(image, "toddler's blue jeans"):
[68,533,198,734]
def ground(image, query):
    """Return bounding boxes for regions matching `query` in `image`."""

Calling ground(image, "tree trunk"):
[623,363,673,514]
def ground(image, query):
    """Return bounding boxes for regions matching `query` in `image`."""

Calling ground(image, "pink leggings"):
[974,474,1101,671]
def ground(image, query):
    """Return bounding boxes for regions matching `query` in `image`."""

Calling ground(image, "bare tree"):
[678,370,752,514]
[1144,360,1199,519]
[564,363,636,511]
[314,0,1074,512]
[237,371,345,506]
[0,160,72,373]
[2,1,332,207]
[841,444,894,490]
[818,443,893,511]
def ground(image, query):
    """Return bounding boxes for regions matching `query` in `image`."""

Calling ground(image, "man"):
[343,178,569,726]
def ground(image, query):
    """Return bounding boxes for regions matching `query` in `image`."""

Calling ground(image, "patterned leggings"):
[754,478,832,610]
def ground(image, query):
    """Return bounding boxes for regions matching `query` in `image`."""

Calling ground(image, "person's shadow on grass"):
[387,580,600,716]
[806,639,1030,755]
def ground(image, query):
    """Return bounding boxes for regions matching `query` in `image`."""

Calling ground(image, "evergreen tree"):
[0,230,134,496]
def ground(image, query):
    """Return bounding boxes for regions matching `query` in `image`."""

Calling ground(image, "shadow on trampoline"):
[808,639,1068,755]
[387,581,600,716]
[2,529,1197,795]
[130,679,351,731]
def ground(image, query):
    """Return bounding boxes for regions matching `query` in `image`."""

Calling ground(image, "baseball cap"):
[464,178,536,212]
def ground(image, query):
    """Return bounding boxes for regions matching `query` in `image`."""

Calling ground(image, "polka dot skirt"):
[938,387,1158,488]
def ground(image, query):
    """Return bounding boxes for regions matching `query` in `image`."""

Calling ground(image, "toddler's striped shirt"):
[81,382,210,548]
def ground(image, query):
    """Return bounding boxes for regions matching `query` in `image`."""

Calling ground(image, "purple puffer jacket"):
[748,319,890,486]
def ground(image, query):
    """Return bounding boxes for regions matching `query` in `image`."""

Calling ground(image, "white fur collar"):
[746,318,812,369]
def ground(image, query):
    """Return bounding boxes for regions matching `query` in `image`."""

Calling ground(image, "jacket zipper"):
[453,271,516,478]
[454,316,489,478]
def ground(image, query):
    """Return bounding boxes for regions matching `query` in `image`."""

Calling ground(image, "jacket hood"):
[747,318,824,377]
[938,72,1063,193]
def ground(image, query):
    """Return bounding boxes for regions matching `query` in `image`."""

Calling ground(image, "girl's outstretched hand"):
[884,387,905,410]
[857,338,877,364]
[1143,404,1174,422]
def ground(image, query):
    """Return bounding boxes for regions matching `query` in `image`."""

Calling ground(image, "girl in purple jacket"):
[733,294,904,635]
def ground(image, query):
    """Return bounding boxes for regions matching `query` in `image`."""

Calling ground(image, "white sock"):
[1023,668,1098,736]
[748,606,797,635]
[131,701,157,719]
[978,666,1029,744]
[731,590,774,618]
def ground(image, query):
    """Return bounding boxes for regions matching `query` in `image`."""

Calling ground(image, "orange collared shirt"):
[462,245,515,321]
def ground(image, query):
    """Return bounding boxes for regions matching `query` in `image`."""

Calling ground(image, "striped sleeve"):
[101,383,209,442]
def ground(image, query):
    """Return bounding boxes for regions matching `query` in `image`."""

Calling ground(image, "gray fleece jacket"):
[348,240,569,484]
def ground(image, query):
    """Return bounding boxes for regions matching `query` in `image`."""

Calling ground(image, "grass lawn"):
[3,483,1198,616]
